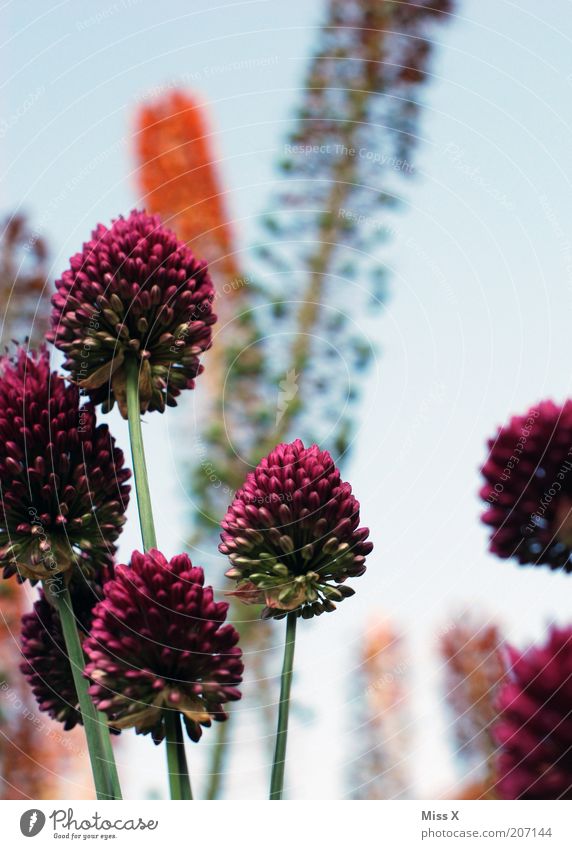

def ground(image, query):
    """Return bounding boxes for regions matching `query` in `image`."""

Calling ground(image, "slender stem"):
[125,356,157,551]
[50,583,120,799]
[125,358,194,800]
[205,716,230,800]
[165,711,193,800]
[96,715,122,800]
[269,611,297,800]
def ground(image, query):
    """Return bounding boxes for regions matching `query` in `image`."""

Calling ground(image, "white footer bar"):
[4,799,572,848]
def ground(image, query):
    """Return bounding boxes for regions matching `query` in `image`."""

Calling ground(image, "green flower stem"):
[125,358,194,800]
[125,356,157,552]
[49,582,121,800]
[165,711,193,800]
[269,611,297,800]
[205,715,230,800]
[96,716,122,800]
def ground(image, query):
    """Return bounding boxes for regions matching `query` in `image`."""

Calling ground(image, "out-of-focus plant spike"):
[133,88,264,520]
[252,0,457,454]
[349,618,411,799]
[132,86,262,423]
[0,213,51,347]
[439,615,507,798]
[134,89,240,285]
[189,0,456,540]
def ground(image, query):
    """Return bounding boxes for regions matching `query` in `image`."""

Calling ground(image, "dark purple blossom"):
[0,347,130,583]
[48,210,216,416]
[84,549,243,743]
[494,626,572,799]
[481,401,572,572]
[219,439,373,619]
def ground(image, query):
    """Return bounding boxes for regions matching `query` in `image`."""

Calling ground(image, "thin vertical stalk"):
[125,356,157,551]
[49,583,120,799]
[269,611,297,800]
[165,711,193,800]
[96,716,122,799]
[125,356,194,800]
[205,715,230,800]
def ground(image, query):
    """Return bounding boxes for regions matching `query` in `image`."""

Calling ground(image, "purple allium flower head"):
[480,401,572,572]
[20,579,110,730]
[494,625,572,799]
[0,347,130,583]
[219,439,373,619]
[48,210,216,417]
[84,549,243,743]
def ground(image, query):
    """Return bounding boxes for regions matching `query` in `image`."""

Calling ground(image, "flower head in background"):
[84,549,243,743]
[0,347,130,583]
[494,625,572,799]
[480,400,572,572]
[48,210,216,416]
[440,615,507,797]
[20,580,108,730]
[219,439,373,619]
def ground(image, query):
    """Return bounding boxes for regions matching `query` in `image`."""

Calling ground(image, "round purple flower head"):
[494,626,572,799]
[0,347,130,583]
[20,579,109,731]
[480,401,572,572]
[219,439,373,619]
[48,210,216,417]
[84,549,243,743]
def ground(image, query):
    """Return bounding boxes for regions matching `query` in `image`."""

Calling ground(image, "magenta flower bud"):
[219,439,373,619]
[48,210,216,416]
[84,549,243,743]
[0,347,130,582]
[494,626,572,799]
[480,401,572,571]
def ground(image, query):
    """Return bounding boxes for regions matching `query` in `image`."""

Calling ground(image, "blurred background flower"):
[481,401,572,572]
[494,626,572,800]
[439,616,507,798]
[349,618,411,799]
[0,214,50,348]
[135,90,239,285]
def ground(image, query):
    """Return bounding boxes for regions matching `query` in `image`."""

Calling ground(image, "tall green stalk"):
[269,611,297,800]
[205,715,229,800]
[48,581,121,799]
[96,715,122,799]
[165,710,193,800]
[125,356,193,800]
[125,357,157,551]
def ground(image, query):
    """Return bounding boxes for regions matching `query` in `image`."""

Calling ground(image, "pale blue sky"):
[2,0,572,799]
